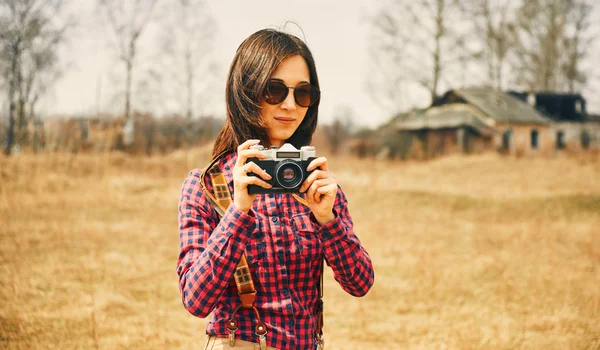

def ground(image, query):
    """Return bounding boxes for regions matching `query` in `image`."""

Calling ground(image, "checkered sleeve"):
[312,186,375,297]
[176,169,256,317]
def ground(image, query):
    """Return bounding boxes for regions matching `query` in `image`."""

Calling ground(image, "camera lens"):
[282,168,295,181]
[274,160,303,189]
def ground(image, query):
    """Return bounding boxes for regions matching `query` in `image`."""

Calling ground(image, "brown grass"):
[1,149,599,349]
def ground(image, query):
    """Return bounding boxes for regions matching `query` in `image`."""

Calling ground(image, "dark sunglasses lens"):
[264,81,288,104]
[295,85,320,107]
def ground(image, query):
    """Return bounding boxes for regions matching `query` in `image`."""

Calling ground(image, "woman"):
[177,28,374,350]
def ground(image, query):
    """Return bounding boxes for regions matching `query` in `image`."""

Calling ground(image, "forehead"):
[269,55,310,84]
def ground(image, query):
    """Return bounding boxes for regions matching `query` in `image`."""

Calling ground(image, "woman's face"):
[260,55,311,147]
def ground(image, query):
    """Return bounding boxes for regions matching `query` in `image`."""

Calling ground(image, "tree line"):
[368,0,598,113]
[1,0,598,156]
[0,0,216,155]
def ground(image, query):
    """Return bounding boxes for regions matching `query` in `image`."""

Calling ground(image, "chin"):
[271,133,295,146]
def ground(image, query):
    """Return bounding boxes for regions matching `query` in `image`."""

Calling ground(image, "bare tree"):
[0,0,68,155]
[156,0,217,120]
[562,0,595,92]
[98,0,158,145]
[366,10,406,114]
[368,0,470,110]
[510,0,566,90]
[465,0,514,90]
[508,0,596,92]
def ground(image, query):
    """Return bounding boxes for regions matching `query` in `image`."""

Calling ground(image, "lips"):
[274,117,295,124]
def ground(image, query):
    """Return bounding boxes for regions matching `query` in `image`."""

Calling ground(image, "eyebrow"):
[269,78,310,85]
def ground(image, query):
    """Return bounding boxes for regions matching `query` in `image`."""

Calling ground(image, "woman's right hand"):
[233,140,273,213]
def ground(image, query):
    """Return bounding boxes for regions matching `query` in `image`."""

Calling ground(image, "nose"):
[280,87,296,110]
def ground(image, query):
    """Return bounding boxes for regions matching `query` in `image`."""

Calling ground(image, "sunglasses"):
[262,80,320,108]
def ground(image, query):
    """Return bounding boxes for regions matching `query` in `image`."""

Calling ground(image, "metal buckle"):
[228,328,236,346]
[257,332,267,350]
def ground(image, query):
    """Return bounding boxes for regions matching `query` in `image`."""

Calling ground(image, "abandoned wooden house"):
[390,88,600,159]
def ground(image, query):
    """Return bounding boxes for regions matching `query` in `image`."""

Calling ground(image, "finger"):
[316,183,338,196]
[307,178,333,203]
[299,170,320,195]
[299,169,329,193]
[238,175,273,189]
[307,156,328,172]
[236,148,268,167]
[243,161,272,180]
[312,183,337,204]
[237,139,261,153]
[306,180,319,203]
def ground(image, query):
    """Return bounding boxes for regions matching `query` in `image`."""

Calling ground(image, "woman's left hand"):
[299,157,337,225]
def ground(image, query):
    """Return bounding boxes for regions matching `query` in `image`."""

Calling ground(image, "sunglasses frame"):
[262,80,320,108]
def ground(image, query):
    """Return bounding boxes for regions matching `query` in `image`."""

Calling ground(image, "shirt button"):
[278,252,284,259]
[282,289,289,295]
[272,217,278,223]
[288,320,294,326]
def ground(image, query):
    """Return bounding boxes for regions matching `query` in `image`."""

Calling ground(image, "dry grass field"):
[1,147,599,349]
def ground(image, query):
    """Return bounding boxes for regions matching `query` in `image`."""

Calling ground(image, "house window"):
[531,129,539,149]
[502,129,512,152]
[581,130,591,149]
[556,131,565,150]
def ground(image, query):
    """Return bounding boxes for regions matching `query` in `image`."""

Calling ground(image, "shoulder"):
[184,167,205,183]
[186,168,204,180]
[180,168,206,200]
[219,152,237,176]
[180,152,236,198]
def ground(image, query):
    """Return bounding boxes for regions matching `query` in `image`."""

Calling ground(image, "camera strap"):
[199,152,325,350]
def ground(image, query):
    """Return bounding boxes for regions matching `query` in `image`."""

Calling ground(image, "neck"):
[270,140,284,148]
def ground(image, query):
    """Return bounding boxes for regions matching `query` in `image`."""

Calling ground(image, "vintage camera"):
[246,143,316,194]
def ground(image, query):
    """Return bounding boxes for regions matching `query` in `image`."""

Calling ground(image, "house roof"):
[437,88,551,124]
[393,104,497,136]
[507,90,587,121]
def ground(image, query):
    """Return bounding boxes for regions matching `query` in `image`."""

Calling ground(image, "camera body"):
[246,143,316,194]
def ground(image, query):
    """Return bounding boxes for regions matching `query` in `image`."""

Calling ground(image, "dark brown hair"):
[211,28,320,158]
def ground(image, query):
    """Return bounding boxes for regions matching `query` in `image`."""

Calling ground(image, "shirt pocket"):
[292,215,322,259]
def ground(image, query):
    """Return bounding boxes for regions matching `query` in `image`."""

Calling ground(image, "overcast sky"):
[39,0,600,128]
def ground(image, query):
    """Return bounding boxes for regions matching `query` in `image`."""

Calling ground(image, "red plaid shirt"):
[177,152,374,349]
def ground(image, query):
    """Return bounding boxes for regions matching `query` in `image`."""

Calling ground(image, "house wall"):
[395,122,600,160]
[553,122,600,152]
[493,122,600,156]
[401,128,492,160]
[493,124,554,157]
[427,129,460,157]
[469,132,492,153]
[405,131,426,159]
